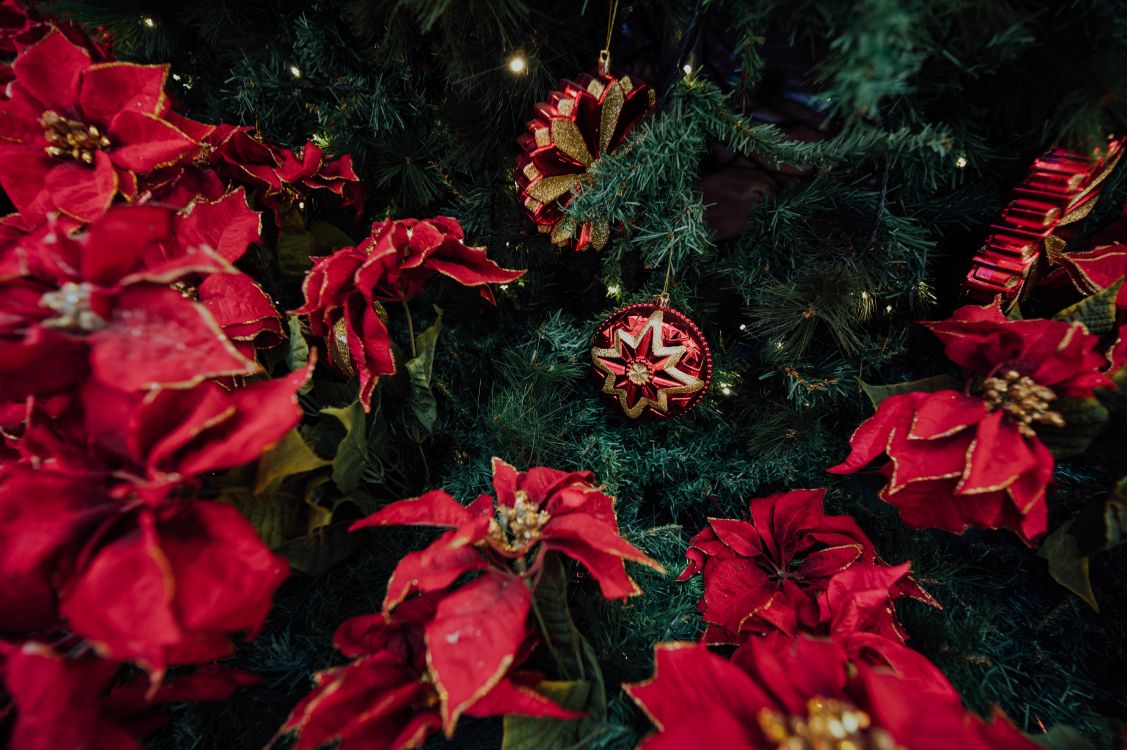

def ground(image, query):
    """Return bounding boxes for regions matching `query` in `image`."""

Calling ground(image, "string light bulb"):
[141,16,156,28]
[955,154,968,169]
[508,54,527,74]
[682,63,693,75]
[289,65,302,79]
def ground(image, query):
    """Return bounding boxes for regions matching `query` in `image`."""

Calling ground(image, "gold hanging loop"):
[598,0,621,75]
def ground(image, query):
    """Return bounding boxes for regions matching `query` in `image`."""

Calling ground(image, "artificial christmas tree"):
[1,1,1127,749]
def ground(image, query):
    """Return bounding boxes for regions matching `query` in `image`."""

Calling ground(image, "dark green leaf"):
[858,374,961,408]
[1030,723,1097,750]
[255,428,331,494]
[275,521,359,575]
[1038,522,1099,611]
[501,680,592,750]
[276,231,318,278]
[404,308,443,438]
[1053,279,1123,335]
[1033,396,1109,459]
[322,401,369,495]
[308,220,355,252]
[222,488,304,549]
[286,315,312,394]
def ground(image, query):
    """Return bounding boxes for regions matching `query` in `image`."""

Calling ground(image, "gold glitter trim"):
[550,118,594,166]
[599,79,626,155]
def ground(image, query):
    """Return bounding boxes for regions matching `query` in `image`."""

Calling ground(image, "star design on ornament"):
[591,308,704,419]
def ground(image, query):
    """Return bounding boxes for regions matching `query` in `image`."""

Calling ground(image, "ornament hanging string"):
[658,249,675,308]
[599,0,621,75]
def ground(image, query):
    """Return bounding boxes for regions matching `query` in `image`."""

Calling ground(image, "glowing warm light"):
[682,64,693,75]
[508,55,528,74]
[141,16,156,28]
[289,65,302,79]
[955,155,968,169]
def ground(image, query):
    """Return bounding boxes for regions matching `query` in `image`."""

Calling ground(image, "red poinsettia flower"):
[296,216,524,407]
[58,499,288,674]
[1,641,256,750]
[678,488,934,644]
[0,30,201,222]
[281,593,576,748]
[830,303,1112,544]
[0,363,309,632]
[353,457,663,607]
[624,636,1039,750]
[180,124,364,224]
[0,204,262,400]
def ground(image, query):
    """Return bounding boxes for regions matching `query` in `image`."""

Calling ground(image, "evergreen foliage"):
[45,0,1127,747]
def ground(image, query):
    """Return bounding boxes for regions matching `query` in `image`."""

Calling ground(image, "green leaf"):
[254,428,331,494]
[404,308,443,438]
[858,374,961,408]
[1038,522,1099,611]
[286,315,312,394]
[222,488,304,549]
[277,231,318,278]
[1033,396,1109,459]
[501,680,592,750]
[1030,724,1097,750]
[275,521,359,575]
[309,220,355,252]
[321,401,368,495]
[1053,279,1124,335]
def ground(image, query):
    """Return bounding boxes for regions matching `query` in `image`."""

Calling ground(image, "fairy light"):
[508,54,528,74]
[739,323,747,331]
[500,284,510,291]
[720,383,733,396]
[682,63,693,75]
[885,304,893,313]
[955,154,968,169]
[289,65,303,79]
[607,284,620,295]
[171,73,182,81]
[297,201,306,211]
[141,16,156,28]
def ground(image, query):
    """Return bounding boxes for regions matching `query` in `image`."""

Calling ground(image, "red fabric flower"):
[921,303,1112,397]
[281,593,576,749]
[188,124,363,224]
[58,500,288,674]
[0,363,309,632]
[0,30,201,222]
[829,303,1111,544]
[678,488,934,644]
[353,457,663,607]
[296,217,524,407]
[624,636,1039,750]
[0,204,263,400]
[1,641,256,750]
[829,389,1054,544]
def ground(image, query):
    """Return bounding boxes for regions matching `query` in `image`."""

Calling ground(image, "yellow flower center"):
[40,110,111,165]
[980,369,1065,437]
[40,281,106,332]
[488,490,550,553]
[757,697,904,750]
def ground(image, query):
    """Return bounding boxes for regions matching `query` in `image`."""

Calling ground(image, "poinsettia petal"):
[0,466,115,631]
[382,530,490,612]
[175,189,262,262]
[706,518,762,557]
[424,570,532,734]
[141,363,310,477]
[4,643,137,750]
[796,544,863,579]
[822,562,912,640]
[491,456,520,506]
[11,30,89,113]
[351,489,474,530]
[198,272,280,341]
[44,151,117,223]
[886,420,971,492]
[548,537,644,599]
[827,392,919,474]
[957,410,1038,495]
[88,285,259,390]
[79,62,168,125]
[80,204,173,286]
[624,643,769,741]
[281,653,433,750]
[61,503,288,672]
[108,110,198,173]
[544,512,662,567]
[908,390,986,440]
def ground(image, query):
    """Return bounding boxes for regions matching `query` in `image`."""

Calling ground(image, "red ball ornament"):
[591,301,712,419]
[516,71,656,251]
